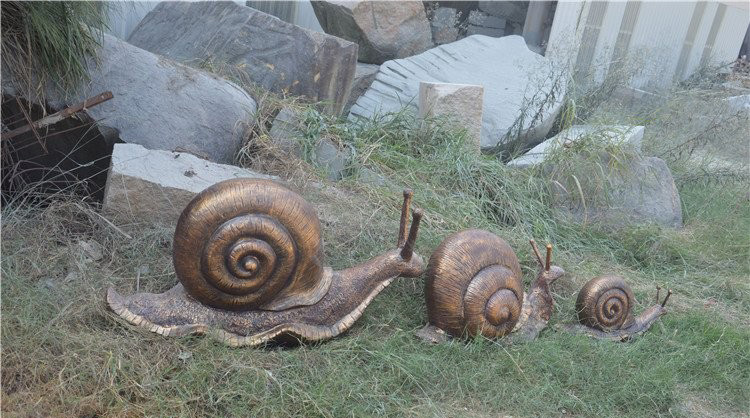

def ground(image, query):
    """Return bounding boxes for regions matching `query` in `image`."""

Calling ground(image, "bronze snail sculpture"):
[417,229,565,343]
[108,179,425,347]
[563,275,672,341]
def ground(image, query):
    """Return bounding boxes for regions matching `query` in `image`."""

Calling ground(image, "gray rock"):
[419,82,484,152]
[553,155,683,228]
[478,1,528,23]
[467,10,506,29]
[269,107,352,181]
[314,139,350,181]
[269,107,304,155]
[349,35,566,150]
[128,1,358,115]
[4,33,257,164]
[312,0,432,64]
[103,143,276,225]
[508,125,645,168]
[430,7,459,45]
[466,25,506,38]
[466,11,507,38]
[343,63,380,114]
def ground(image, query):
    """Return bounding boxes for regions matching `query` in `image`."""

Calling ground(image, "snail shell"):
[425,229,524,339]
[576,275,636,331]
[173,178,329,311]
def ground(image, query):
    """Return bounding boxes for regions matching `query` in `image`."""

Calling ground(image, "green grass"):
[3,76,749,417]
[1,1,109,98]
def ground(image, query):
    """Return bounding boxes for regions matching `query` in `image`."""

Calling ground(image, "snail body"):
[569,275,671,340]
[423,230,564,341]
[109,179,425,347]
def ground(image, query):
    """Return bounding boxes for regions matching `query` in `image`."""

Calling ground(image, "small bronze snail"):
[418,229,564,342]
[108,179,425,347]
[564,275,672,341]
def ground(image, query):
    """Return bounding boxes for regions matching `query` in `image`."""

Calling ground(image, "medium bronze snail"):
[108,179,425,347]
[418,229,565,342]
[564,275,672,341]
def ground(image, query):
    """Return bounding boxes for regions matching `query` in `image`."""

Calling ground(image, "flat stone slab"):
[104,143,276,224]
[508,125,644,168]
[349,35,566,150]
[129,1,357,115]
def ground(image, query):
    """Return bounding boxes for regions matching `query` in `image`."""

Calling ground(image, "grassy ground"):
[2,78,749,417]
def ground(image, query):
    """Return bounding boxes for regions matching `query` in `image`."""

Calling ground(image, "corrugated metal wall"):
[548,1,750,90]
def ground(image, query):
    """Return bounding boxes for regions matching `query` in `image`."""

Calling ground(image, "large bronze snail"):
[418,229,565,343]
[108,179,425,347]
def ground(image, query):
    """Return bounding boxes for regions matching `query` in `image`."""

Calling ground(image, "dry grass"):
[2,62,750,417]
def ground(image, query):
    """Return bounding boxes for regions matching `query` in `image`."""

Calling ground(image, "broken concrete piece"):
[507,125,645,168]
[418,82,484,152]
[103,144,276,225]
[349,35,566,151]
[312,0,432,64]
[129,1,357,115]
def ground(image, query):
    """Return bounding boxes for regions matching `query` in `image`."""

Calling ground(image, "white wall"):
[547,1,750,91]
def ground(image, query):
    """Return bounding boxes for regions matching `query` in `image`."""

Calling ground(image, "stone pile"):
[349,35,566,151]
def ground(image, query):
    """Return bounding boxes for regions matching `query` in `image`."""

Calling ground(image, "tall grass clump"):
[1,1,109,98]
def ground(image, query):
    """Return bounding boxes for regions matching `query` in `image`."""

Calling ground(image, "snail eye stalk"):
[400,209,422,260]
[398,189,413,247]
[661,289,672,307]
[545,244,552,272]
[529,239,545,268]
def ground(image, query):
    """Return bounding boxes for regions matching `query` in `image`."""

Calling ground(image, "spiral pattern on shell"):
[425,229,524,339]
[173,179,325,311]
[576,276,635,330]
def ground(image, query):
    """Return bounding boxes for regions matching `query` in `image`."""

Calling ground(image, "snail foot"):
[559,305,668,342]
[107,284,336,347]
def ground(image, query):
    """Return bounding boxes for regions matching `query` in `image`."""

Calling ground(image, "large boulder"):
[103,143,276,224]
[128,1,358,115]
[349,35,566,151]
[312,1,432,64]
[552,154,683,228]
[3,33,256,164]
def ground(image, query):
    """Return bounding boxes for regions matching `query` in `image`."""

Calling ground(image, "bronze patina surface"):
[563,275,671,341]
[108,179,425,347]
[423,230,565,341]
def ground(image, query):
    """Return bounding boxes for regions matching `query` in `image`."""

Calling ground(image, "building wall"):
[547,1,750,90]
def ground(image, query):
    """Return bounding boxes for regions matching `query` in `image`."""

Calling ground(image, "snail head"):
[529,239,565,284]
